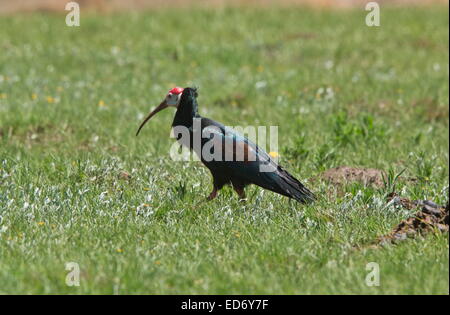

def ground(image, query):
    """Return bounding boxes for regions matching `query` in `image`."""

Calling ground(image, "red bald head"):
[166,86,184,106]
[169,87,184,95]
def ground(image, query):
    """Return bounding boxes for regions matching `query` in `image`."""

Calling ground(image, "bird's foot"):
[206,189,218,201]
[233,187,246,203]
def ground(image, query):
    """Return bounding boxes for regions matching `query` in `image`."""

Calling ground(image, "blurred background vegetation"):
[0,0,448,14]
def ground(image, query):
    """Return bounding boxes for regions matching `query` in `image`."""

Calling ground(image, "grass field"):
[0,6,449,294]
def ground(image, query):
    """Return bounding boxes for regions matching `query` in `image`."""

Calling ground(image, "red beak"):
[135,100,168,136]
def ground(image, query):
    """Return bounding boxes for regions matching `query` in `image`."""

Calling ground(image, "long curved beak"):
[136,101,168,136]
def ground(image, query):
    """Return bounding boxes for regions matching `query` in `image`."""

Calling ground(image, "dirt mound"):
[318,166,385,188]
[378,195,449,244]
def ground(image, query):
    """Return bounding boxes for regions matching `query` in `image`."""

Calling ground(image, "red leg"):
[233,186,246,201]
[207,187,218,201]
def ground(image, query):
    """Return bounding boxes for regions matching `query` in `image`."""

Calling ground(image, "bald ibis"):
[136,87,315,203]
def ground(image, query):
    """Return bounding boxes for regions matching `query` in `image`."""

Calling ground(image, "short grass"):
[0,6,448,294]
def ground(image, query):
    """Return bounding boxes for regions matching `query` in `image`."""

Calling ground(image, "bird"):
[136,87,315,204]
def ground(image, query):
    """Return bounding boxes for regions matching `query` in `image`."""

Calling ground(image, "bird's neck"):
[172,99,200,128]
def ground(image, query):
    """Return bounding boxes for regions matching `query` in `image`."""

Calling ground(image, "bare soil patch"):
[1,124,73,148]
[378,194,449,244]
[317,166,386,188]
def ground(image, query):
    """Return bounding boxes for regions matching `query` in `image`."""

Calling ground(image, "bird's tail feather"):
[276,168,315,204]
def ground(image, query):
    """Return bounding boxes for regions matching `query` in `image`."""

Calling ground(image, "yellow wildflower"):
[98,100,106,107]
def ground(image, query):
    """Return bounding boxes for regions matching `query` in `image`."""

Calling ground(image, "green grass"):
[0,6,448,294]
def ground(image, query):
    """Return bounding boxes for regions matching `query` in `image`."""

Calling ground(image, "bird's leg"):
[207,187,218,201]
[195,186,217,207]
[233,186,246,202]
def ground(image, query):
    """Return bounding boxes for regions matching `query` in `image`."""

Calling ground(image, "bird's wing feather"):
[202,123,315,203]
